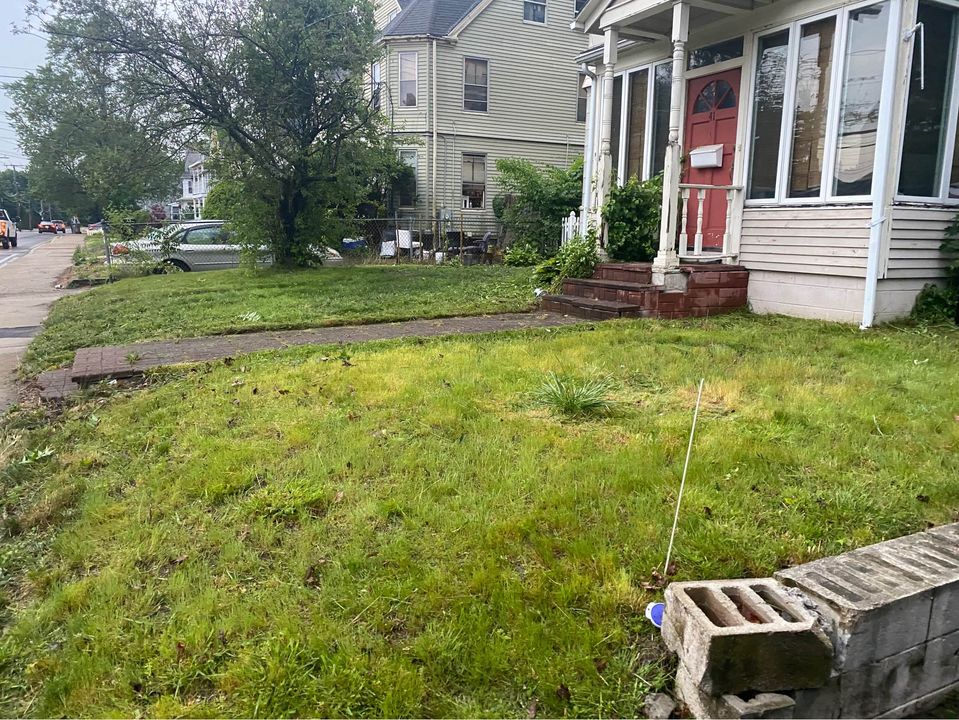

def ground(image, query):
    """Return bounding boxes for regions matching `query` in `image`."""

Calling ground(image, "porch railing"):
[678,183,742,259]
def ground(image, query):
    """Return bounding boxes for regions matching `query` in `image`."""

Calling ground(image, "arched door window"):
[692,79,737,114]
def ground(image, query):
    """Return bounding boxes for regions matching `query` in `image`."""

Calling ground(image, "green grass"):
[24,265,536,375]
[2,315,958,717]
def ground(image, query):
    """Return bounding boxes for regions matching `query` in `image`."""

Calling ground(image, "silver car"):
[113,221,343,271]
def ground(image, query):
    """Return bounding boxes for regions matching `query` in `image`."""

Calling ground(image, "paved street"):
[0,230,85,409]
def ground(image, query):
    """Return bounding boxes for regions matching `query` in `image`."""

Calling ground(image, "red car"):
[37,220,66,234]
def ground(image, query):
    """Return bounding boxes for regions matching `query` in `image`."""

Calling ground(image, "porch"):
[573,0,942,327]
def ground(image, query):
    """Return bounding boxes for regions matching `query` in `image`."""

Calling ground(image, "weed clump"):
[533,372,617,418]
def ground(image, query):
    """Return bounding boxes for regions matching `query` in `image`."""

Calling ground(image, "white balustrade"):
[677,184,741,259]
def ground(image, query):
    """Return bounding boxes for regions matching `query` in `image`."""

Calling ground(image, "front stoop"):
[541,263,749,320]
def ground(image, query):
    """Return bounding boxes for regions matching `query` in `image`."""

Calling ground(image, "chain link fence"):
[68,214,506,284]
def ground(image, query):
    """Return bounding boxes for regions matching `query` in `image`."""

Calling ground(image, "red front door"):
[682,68,741,252]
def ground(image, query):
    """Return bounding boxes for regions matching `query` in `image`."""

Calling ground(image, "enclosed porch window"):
[898,0,959,201]
[746,1,892,203]
[609,61,672,183]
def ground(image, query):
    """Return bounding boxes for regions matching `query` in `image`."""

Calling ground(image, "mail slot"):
[689,144,724,169]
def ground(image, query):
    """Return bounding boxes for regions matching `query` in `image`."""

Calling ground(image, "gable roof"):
[381,0,485,38]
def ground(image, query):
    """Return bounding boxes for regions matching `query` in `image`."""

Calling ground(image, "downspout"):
[580,65,598,236]
[861,0,904,329]
[432,38,438,223]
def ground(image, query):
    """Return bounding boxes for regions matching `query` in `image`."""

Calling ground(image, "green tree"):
[35,0,390,266]
[6,63,179,216]
[494,157,583,255]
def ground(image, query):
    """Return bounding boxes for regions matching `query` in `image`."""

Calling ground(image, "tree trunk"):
[276,177,306,268]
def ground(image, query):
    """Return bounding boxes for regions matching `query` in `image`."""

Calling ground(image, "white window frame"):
[371,62,382,110]
[613,59,672,186]
[398,51,418,108]
[896,0,959,204]
[463,57,490,113]
[398,149,417,207]
[743,0,894,207]
[524,0,547,25]
[462,153,487,210]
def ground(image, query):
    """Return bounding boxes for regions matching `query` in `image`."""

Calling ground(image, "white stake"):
[664,377,704,576]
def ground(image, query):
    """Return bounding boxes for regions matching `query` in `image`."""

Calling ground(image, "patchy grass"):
[1,315,958,717]
[24,265,535,375]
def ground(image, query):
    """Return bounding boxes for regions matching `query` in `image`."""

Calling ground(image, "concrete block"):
[920,628,959,696]
[776,539,947,668]
[677,663,795,719]
[839,643,926,718]
[644,692,677,719]
[790,674,841,719]
[665,579,832,695]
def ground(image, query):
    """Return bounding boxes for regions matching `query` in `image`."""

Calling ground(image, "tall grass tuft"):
[533,371,617,418]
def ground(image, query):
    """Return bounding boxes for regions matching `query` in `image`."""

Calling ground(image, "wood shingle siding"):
[739,206,872,278]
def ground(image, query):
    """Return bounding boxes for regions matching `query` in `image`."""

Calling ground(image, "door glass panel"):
[788,17,837,198]
[899,1,957,197]
[694,82,716,113]
[651,63,672,175]
[610,75,623,179]
[833,2,890,196]
[748,30,789,200]
[716,80,736,109]
[626,69,649,179]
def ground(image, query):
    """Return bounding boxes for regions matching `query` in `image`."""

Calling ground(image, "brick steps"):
[541,262,749,320]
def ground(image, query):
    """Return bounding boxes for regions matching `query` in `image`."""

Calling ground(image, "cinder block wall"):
[664,523,959,719]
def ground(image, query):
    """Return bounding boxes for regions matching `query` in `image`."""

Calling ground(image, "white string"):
[664,377,704,576]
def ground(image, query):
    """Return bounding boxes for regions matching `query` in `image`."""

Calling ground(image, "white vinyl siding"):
[739,205,872,277]
[885,206,954,279]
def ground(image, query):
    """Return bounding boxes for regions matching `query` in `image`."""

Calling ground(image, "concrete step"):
[593,263,653,284]
[541,293,648,320]
[562,277,658,305]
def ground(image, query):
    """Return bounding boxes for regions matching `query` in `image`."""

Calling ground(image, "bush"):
[603,174,663,262]
[503,244,542,267]
[533,235,598,291]
[496,157,583,255]
[912,283,958,323]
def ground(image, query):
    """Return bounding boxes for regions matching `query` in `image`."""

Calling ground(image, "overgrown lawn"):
[2,315,957,716]
[24,265,535,374]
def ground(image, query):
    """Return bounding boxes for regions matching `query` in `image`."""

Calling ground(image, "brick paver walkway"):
[37,312,584,400]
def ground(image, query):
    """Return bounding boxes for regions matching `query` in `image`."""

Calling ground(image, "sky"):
[0,0,49,168]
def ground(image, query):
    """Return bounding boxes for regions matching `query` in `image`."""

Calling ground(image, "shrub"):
[912,283,958,323]
[532,372,617,418]
[603,174,663,262]
[503,244,542,267]
[532,235,598,291]
[496,157,583,255]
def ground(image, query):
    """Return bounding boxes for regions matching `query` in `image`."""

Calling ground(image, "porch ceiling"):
[584,0,777,40]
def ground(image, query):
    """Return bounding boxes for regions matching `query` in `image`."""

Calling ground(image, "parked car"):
[87,221,103,233]
[52,220,67,233]
[112,221,343,272]
[37,220,60,234]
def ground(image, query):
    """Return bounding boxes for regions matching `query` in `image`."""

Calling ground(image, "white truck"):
[0,210,17,250]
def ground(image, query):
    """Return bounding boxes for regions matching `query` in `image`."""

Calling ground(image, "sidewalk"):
[37,311,585,400]
[0,234,85,409]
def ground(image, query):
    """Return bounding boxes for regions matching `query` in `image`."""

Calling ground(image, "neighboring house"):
[176,151,213,220]
[575,0,955,326]
[372,0,591,225]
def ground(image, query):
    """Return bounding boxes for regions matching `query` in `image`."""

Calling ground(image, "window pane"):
[400,52,417,107]
[610,75,623,178]
[651,63,672,175]
[833,2,890,196]
[464,59,488,112]
[748,31,789,200]
[626,69,648,179]
[575,0,588,14]
[398,151,416,206]
[371,62,381,111]
[788,17,836,198]
[462,154,486,209]
[688,37,744,70]
[899,1,957,197]
[577,72,588,122]
[524,1,546,23]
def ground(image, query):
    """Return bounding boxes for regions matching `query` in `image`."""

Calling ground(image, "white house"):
[176,151,213,220]
[575,0,955,326]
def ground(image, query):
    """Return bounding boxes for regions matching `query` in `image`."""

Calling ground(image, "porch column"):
[594,27,618,253]
[651,1,689,286]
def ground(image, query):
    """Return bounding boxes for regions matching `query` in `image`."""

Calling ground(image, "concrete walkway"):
[37,311,585,400]
[0,233,85,409]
